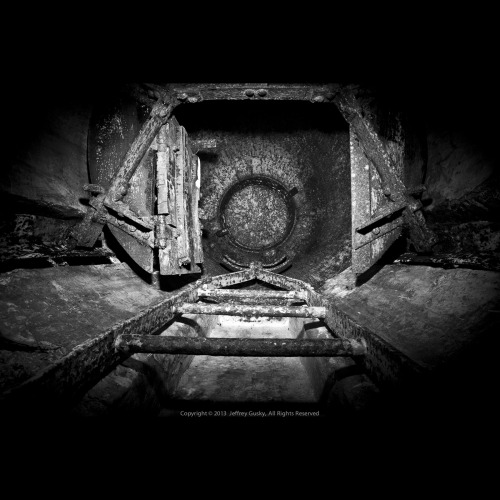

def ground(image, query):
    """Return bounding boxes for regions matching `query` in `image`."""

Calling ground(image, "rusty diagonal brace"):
[335,88,437,252]
[81,99,176,246]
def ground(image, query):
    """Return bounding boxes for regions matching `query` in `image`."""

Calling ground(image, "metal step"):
[197,288,308,301]
[173,303,326,318]
[114,335,366,357]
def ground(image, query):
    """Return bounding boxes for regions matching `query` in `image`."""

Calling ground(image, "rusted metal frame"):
[321,298,427,391]
[355,200,407,233]
[254,268,326,309]
[395,252,500,272]
[1,268,320,412]
[210,266,260,286]
[156,124,170,216]
[92,198,154,231]
[197,289,308,301]
[159,121,180,274]
[335,89,436,252]
[182,133,201,272]
[169,83,339,104]
[353,219,404,251]
[114,335,366,357]
[0,276,212,413]
[255,268,315,292]
[172,119,189,271]
[173,303,327,318]
[104,100,174,208]
[179,126,195,271]
[101,211,154,248]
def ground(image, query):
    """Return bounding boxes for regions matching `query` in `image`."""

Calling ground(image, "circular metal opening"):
[219,175,296,252]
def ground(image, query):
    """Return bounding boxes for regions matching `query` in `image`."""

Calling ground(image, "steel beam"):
[115,335,366,357]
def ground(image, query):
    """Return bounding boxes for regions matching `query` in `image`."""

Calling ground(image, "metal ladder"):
[114,266,366,358]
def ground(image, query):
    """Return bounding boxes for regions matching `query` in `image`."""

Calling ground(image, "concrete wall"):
[1,84,94,218]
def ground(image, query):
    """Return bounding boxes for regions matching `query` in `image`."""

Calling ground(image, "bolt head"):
[188,96,198,103]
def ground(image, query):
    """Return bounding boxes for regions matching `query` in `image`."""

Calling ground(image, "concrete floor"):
[173,316,317,404]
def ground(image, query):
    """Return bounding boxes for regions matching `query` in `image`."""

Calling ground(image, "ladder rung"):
[115,335,366,357]
[173,303,326,318]
[197,289,308,301]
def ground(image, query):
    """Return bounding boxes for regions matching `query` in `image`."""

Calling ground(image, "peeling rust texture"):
[0,267,423,412]
[0,276,210,414]
[321,297,425,391]
[159,116,203,275]
[335,86,436,259]
[170,83,339,103]
[173,303,326,318]
[395,252,500,272]
[183,98,351,281]
[219,175,296,253]
[115,335,365,357]
[104,101,173,206]
[197,289,308,301]
[70,204,105,248]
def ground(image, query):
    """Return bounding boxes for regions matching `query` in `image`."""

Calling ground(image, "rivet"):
[257,89,267,97]
[178,93,188,101]
[313,95,325,103]
[245,89,255,97]
[188,96,198,103]
[373,227,380,235]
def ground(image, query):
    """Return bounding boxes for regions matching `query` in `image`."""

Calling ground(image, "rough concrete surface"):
[0,263,166,393]
[173,316,317,403]
[323,264,500,370]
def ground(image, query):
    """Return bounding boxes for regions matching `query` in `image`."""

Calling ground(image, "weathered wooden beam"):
[115,335,366,357]
[173,303,326,318]
[197,289,308,301]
